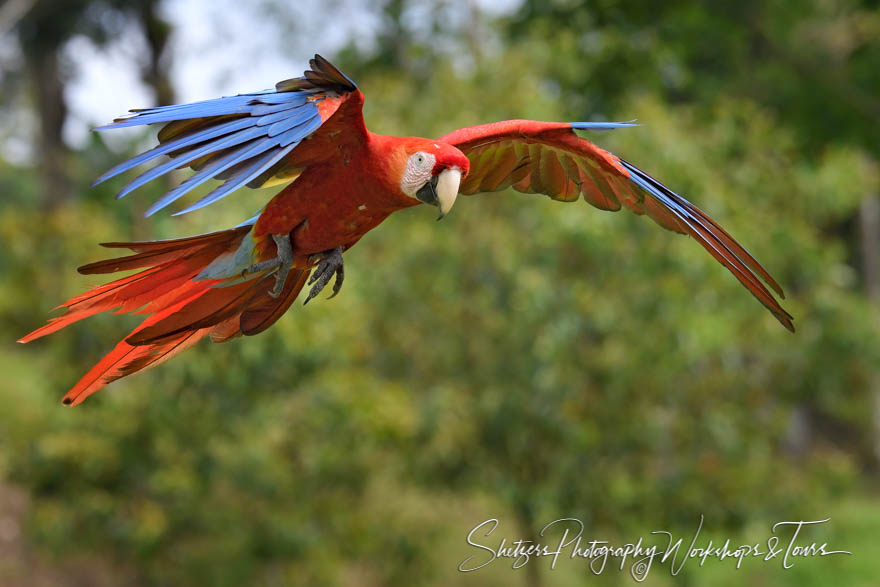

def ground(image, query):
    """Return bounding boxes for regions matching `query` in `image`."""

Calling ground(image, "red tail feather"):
[20,227,308,405]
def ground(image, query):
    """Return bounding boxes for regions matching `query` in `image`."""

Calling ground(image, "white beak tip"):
[435,167,462,218]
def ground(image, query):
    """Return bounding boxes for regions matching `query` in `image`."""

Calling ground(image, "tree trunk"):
[131,0,175,237]
[135,0,175,107]
[514,500,542,587]
[859,195,880,299]
[859,194,880,466]
[29,48,71,208]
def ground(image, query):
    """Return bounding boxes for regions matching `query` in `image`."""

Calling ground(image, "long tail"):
[19,227,309,406]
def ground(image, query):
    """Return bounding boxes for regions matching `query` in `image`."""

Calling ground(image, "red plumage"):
[20,227,310,405]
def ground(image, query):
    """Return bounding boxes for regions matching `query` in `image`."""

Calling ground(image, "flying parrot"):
[20,55,794,405]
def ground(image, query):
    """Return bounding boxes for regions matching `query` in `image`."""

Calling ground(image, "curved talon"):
[327,262,344,299]
[241,258,280,278]
[304,246,344,305]
[268,234,293,297]
[240,233,293,297]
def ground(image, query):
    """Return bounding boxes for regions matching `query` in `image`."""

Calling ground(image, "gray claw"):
[240,233,293,297]
[304,246,344,305]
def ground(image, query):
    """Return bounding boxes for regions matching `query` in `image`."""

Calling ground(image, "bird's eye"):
[416,154,424,164]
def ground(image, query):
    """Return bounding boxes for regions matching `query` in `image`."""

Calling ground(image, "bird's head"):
[398,141,470,219]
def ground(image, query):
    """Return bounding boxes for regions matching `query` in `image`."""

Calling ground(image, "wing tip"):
[617,159,794,330]
[276,54,358,93]
[570,121,639,131]
[62,388,90,406]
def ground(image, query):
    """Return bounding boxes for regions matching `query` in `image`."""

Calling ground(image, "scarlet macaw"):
[21,55,793,405]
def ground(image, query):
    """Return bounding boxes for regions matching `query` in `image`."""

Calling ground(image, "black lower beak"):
[416,175,439,206]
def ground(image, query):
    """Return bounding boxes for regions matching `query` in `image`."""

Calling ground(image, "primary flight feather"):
[21,55,793,405]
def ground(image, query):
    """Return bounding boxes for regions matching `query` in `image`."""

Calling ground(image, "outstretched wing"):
[95,54,365,217]
[439,120,794,332]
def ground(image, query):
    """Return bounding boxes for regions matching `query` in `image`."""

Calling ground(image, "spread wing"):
[439,120,794,331]
[94,54,365,217]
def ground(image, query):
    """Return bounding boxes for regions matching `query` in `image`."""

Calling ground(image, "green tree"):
[0,1,878,586]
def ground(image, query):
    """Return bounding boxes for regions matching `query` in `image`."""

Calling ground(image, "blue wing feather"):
[114,125,270,200]
[267,110,316,137]
[99,96,256,129]
[144,137,281,216]
[278,117,323,147]
[569,121,639,131]
[250,101,306,118]
[256,92,314,105]
[96,83,328,214]
[254,104,311,127]
[93,117,259,187]
[94,54,357,216]
[619,159,789,323]
[173,143,299,216]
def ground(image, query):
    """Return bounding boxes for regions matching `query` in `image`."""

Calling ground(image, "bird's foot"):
[304,246,344,305]
[241,233,293,298]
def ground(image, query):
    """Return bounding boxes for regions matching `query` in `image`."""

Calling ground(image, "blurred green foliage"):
[1,0,879,585]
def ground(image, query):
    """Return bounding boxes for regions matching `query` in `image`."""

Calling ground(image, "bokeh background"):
[1,0,879,585]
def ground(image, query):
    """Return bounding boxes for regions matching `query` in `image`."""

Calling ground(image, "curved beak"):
[434,167,461,220]
[416,167,462,220]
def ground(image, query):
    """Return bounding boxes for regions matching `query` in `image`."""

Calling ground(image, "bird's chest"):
[292,197,391,254]
[257,154,415,254]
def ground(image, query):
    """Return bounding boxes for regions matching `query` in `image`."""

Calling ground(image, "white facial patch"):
[400,151,436,197]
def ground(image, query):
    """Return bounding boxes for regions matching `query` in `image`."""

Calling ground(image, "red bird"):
[21,55,793,405]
